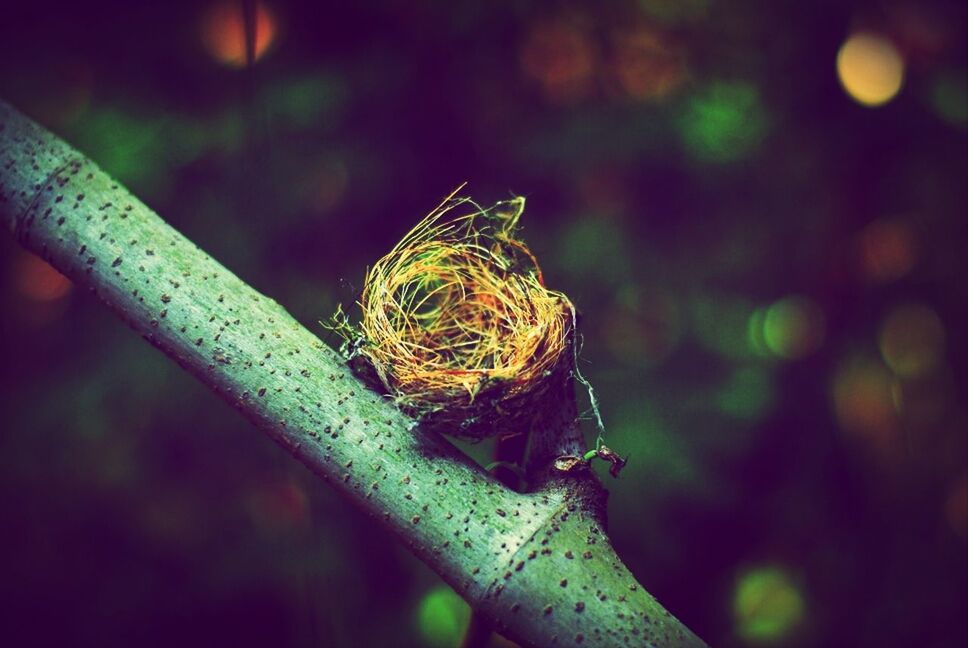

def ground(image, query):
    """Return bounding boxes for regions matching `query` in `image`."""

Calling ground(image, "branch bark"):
[0,100,707,648]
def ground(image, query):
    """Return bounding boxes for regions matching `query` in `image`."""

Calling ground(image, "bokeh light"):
[879,303,945,379]
[611,402,697,490]
[414,586,470,648]
[201,1,278,68]
[611,24,686,102]
[836,33,905,107]
[1,3,965,646]
[733,566,805,644]
[693,294,759,360]
[264,74,346,130]
[946,475,968,540]
[716,366,775,421]
[930,70,968,128]
[832,357,901,458]
[246,478,309,533]
[603,287,681,368]
[746,307,770,357]
[556,217,630,282]
[678,81,769,163]
[520,18,597,102]
[858,219,917,283]
[13,251,72,302]
[761,296,825,360]
[576,167,631,212]
[28,62,92,130]
[73,108,164,191]
[310,157,348,213]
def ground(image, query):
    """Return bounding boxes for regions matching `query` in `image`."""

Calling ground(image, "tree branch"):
[0,100,707,648]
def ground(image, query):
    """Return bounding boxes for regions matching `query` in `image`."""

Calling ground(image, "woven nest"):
[331,190,573,440]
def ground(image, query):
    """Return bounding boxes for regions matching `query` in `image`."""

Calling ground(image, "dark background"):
[1,1,965,646]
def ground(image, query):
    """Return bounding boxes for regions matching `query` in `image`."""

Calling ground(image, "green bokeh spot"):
[73,107,164,190]
[612,402,697,489]
[930,70,968,128]
[734,567,805,643]
[692,294,757,360]
[415,586,470,648]
[678,81,769,163]
[212,111,245,152]
[556,216,630,283]
[168,119,212,165]
[762,296,823,359]
[746,307,770,357]
[763,301,797,357]
[716,366,774,421]
[265,74,346,130]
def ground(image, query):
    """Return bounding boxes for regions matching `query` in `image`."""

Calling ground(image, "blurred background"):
[1,1,965,646]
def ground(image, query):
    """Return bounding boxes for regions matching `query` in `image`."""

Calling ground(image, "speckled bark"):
[0,100,707,648]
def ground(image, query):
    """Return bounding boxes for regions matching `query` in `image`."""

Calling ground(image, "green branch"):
[0,100,706,648]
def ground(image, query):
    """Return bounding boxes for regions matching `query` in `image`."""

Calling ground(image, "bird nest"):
[329,189,573,440]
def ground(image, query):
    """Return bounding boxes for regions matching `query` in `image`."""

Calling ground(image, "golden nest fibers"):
[333,191,573,439]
